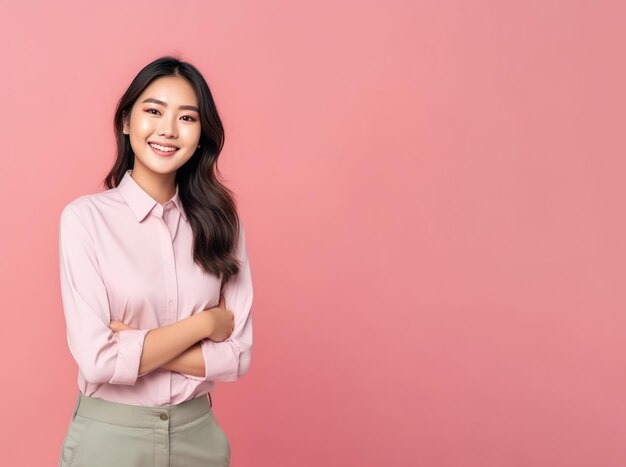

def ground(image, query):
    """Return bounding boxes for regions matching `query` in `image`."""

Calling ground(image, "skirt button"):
[160,413,169,420]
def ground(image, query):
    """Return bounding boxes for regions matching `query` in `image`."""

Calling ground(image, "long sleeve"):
[59,205,150,385]
[186,222,254,382]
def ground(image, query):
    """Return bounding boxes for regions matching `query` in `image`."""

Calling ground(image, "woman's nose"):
[157,116,177,137]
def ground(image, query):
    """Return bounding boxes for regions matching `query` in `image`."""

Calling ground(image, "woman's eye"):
[145,109,194,122]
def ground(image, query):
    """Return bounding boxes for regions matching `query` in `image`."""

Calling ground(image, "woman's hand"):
[204,294,235,342]
[109,320,136,333]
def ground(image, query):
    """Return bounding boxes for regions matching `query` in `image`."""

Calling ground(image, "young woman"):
[57,56,253,467]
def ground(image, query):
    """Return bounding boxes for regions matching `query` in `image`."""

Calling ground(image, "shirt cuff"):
[109,328,150,385]
[186,338,241,382]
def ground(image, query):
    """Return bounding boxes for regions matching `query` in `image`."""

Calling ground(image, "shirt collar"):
[117,169,188,223]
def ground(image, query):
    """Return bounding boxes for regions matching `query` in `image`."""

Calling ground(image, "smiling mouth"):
[148,142,179,156]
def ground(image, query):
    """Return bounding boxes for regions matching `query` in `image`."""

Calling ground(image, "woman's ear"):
[122,111,129,135]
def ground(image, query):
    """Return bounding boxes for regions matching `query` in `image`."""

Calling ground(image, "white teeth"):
[149,143,177,152]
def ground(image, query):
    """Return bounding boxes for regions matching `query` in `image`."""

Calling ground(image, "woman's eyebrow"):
[141,97,199,112]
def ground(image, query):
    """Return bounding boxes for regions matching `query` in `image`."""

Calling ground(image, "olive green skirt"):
[58,391,230,467]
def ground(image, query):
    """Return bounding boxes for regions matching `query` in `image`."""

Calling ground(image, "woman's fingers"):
[109,320,135,332]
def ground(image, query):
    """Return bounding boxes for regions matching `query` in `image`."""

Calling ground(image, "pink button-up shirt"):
[58,169,253,407]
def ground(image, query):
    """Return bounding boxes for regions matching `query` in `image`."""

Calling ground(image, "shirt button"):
[168,299,175,306]
[160,413,169,421]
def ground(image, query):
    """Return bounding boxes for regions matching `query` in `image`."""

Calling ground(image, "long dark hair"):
[102,55,241,284]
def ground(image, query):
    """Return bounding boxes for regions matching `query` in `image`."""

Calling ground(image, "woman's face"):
[123,75,201,176]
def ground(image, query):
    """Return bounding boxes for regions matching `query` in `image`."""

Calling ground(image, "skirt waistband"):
[73,391,212,428]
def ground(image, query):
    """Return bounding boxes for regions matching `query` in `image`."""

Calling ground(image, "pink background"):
[2,1,625,466]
